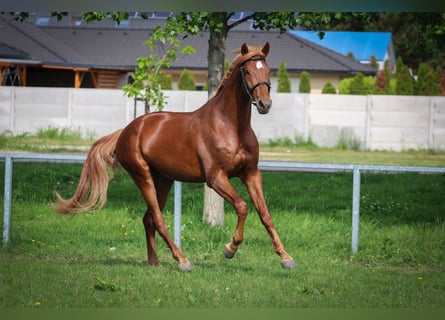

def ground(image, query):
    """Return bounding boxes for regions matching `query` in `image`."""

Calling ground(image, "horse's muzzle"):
[256,99,272,115]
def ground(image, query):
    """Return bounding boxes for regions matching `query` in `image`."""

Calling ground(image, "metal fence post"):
[351,166,361,254]
[3,154,12,245]
[174,181,182,248]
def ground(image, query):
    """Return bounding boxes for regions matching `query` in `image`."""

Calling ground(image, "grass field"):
[0,159,444,308]
[1,130,445,308]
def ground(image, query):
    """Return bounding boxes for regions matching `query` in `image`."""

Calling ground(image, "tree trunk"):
[202,15,228,226]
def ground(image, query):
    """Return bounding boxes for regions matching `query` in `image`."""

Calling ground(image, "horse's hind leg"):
[143,210,158,266]
[151,172,193,271]
[142,172,174,266]
[125,162,192,271]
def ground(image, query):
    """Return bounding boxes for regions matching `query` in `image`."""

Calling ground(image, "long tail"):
[53,129,123,214]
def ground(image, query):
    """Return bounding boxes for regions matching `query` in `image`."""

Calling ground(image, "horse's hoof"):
[281,259,297,269]
[179,260,192,272]
[223,244,236,259]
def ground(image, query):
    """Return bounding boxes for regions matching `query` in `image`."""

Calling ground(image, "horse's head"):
[239,42,272,114]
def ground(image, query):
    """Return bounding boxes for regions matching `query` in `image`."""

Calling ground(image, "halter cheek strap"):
[240,57,271,106]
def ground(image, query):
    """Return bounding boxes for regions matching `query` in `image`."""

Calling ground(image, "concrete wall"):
[1,86,444,151]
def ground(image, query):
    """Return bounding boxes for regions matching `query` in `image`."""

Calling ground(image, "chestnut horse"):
[54,42,296,271]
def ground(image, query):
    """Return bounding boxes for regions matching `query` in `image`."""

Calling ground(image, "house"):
[0,13,377,93]
[289,30,396,73]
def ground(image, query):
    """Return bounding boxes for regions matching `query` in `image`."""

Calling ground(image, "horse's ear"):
[262,42,270,56]
[241,43,249,55]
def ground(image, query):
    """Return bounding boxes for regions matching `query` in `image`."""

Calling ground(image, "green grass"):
[0,162,444,308]
[0,127,94,153]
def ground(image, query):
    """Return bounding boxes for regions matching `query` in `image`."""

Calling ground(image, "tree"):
[350,72,365,95]
[394,57,414,95]
[119,17,195,111]
[415,63,437,96]
[299,71,311,93]
[369,55,378,70]
[396,65,414,96]
[338,78,352,94]
[347,51,355,60]
[177,69,196,90]
[159,71,173,90]
[375,69,387,93]
[440,71,445,96]
[277,61,291,93]
[321,82,336,94]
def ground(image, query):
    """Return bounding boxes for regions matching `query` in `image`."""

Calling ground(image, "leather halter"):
[240,56,271,106]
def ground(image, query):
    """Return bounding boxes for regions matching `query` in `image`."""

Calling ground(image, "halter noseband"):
[240,56,271,106]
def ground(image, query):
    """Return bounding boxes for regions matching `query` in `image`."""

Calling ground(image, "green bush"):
[277,61,291,93]
[338,78,352,94]
[374,70,387,93]
[159,71,173,90]
[369,55,378,70]
[350,72,366,95]
[299,71,311,93]
[177,68,196,90]
[395,57,414,95]
[321,81,336,94]
[415,63,438,96]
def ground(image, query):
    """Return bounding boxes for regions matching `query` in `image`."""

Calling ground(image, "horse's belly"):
[144,146,205,183]
[151,160,205,183]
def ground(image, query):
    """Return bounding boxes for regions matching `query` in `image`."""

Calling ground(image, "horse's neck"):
[213,72,252,133]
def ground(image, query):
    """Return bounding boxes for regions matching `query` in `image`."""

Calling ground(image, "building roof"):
[0,42,30,59]
[0,15,377,76]
[289,31,392,61]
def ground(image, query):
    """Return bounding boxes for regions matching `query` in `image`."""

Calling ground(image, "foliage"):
[374,69,387,93]
[415,63,439,96]
[276,61,291,93]
[336,127,361,150]
[338,78,353,94]
[369,55,378,69]
[1,11,68,22]
[159,71,173,90]
[339,73,390,95]
[321,82,336,94]
[299,71,311,93]
[121,17,195,111]
[177,69,196,90]
[347,51,355,60]
[349,72,366,95]
[395,57,414,95]
[264,136,317,148]
[224,59,230,73]
[440,71,445,96]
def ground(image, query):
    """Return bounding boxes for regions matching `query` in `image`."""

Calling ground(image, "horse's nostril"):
[257,99,272,114]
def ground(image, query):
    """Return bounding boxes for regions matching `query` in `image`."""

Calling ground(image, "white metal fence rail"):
[2,152,445,254]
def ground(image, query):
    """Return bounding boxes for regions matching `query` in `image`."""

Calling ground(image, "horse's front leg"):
[207,171,248,259]
[242,169,297,269]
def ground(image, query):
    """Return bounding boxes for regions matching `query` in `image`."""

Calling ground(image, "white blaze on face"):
[256,61,263,69]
